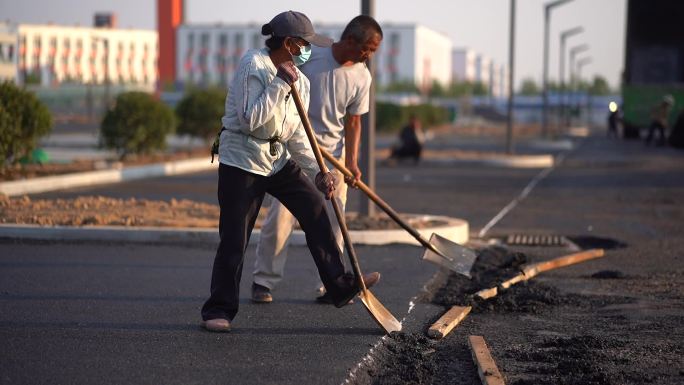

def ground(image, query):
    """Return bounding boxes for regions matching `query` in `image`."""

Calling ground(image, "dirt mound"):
[431,246,528,307]
[368,332,438,385]
[508,335,626,385]
[0,195,446,230]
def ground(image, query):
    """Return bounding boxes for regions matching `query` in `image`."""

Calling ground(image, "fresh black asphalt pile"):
[350,245,680,385]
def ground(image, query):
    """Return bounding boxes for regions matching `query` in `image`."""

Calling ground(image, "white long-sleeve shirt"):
[219,48,318,177]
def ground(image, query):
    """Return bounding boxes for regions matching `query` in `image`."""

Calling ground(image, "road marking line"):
[478,152,567,238]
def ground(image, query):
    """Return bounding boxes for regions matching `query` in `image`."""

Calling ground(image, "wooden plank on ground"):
[474,286,498,300]
[522,248,605,278]
[427,305,471,339]
[468,335,505,385]
[497,273,526,290]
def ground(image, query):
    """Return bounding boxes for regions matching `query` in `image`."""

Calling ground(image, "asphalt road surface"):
[4,134,683,384]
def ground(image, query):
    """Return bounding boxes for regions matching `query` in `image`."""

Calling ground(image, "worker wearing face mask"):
[252,15,384,304]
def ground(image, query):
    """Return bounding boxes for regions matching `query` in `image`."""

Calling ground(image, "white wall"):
[414,25,452,90]
[452,48,477,83]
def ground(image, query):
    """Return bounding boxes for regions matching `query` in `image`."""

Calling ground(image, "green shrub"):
[0,81,53,167]
[376,102,449,132]
[100,91,176,159]
[175,87,225,141]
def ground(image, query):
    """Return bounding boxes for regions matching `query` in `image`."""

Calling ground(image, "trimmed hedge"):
[0,81,52,167]
[175,87,226,141]
[100,92,176,159]
[376,102,449,132]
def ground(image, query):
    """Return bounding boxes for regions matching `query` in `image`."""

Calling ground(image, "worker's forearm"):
[344,115,362,163]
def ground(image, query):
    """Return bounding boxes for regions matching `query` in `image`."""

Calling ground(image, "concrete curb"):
[0,215,469,246]
[0,158,217,196]
[426,154,554,168]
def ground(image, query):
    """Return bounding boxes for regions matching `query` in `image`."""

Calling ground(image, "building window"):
[217,33,229,85]
[233,33,243,72]
[185,33,195,83]
[252,33,261,49]
[387,33,400,84]
[200,33,210,84]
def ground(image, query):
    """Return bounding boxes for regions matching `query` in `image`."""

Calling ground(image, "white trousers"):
[254,163,348,290]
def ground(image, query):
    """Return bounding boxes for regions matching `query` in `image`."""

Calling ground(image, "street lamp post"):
[360,0,376,216]
[575,57,592,128]
[542,0,574,138]
[506,0,516,154]
[559,27,583,133]
[568,44,589,127]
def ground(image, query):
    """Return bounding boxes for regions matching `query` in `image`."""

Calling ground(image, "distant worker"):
[607,102,621,138]
[389,115,425,164]
[645,94,674,146]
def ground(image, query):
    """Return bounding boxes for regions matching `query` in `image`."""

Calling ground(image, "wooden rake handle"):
[319,149,447,259]
[289,85,368,293]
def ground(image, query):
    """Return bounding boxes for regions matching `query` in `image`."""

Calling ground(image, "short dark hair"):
[340,15,383,44]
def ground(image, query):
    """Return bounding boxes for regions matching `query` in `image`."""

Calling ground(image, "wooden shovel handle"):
[319,149,445,257]
[289,85,368,293]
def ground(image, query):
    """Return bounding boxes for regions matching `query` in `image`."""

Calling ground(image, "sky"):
[0,0,626,90]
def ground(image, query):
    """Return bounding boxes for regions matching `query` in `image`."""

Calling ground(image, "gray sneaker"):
[251,283,273,303]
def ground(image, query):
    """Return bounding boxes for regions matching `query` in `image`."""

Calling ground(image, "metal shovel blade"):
[421,233,477,277]
[359,289,402,333]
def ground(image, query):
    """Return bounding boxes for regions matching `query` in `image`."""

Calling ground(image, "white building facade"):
[452,48,477,83]
[0,23,18,83]
[176,22,452,90]
[452,47,508,97]
[15,24,157,88]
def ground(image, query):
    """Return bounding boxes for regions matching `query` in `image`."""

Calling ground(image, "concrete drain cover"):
[504,234,567,246]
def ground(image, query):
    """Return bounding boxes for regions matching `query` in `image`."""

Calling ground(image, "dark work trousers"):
[201,160,347,321]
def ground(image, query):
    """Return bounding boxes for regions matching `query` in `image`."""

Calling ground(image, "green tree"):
[376,102,449,132]
[100,92,176,159]
[0,81,53,166]
[588,75,612,95]
[520,77,540,95]
[428,80,446,97]
[175,87,225,141]
[383,80,420,94]
[472,81,489,96]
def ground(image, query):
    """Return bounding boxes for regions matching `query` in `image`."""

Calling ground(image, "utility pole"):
[558,27,583,134]
[360,0,376,216]
[568,44,589,127]
[506,0,516,154]
[542,0,574,138]
[576,57,592,128]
